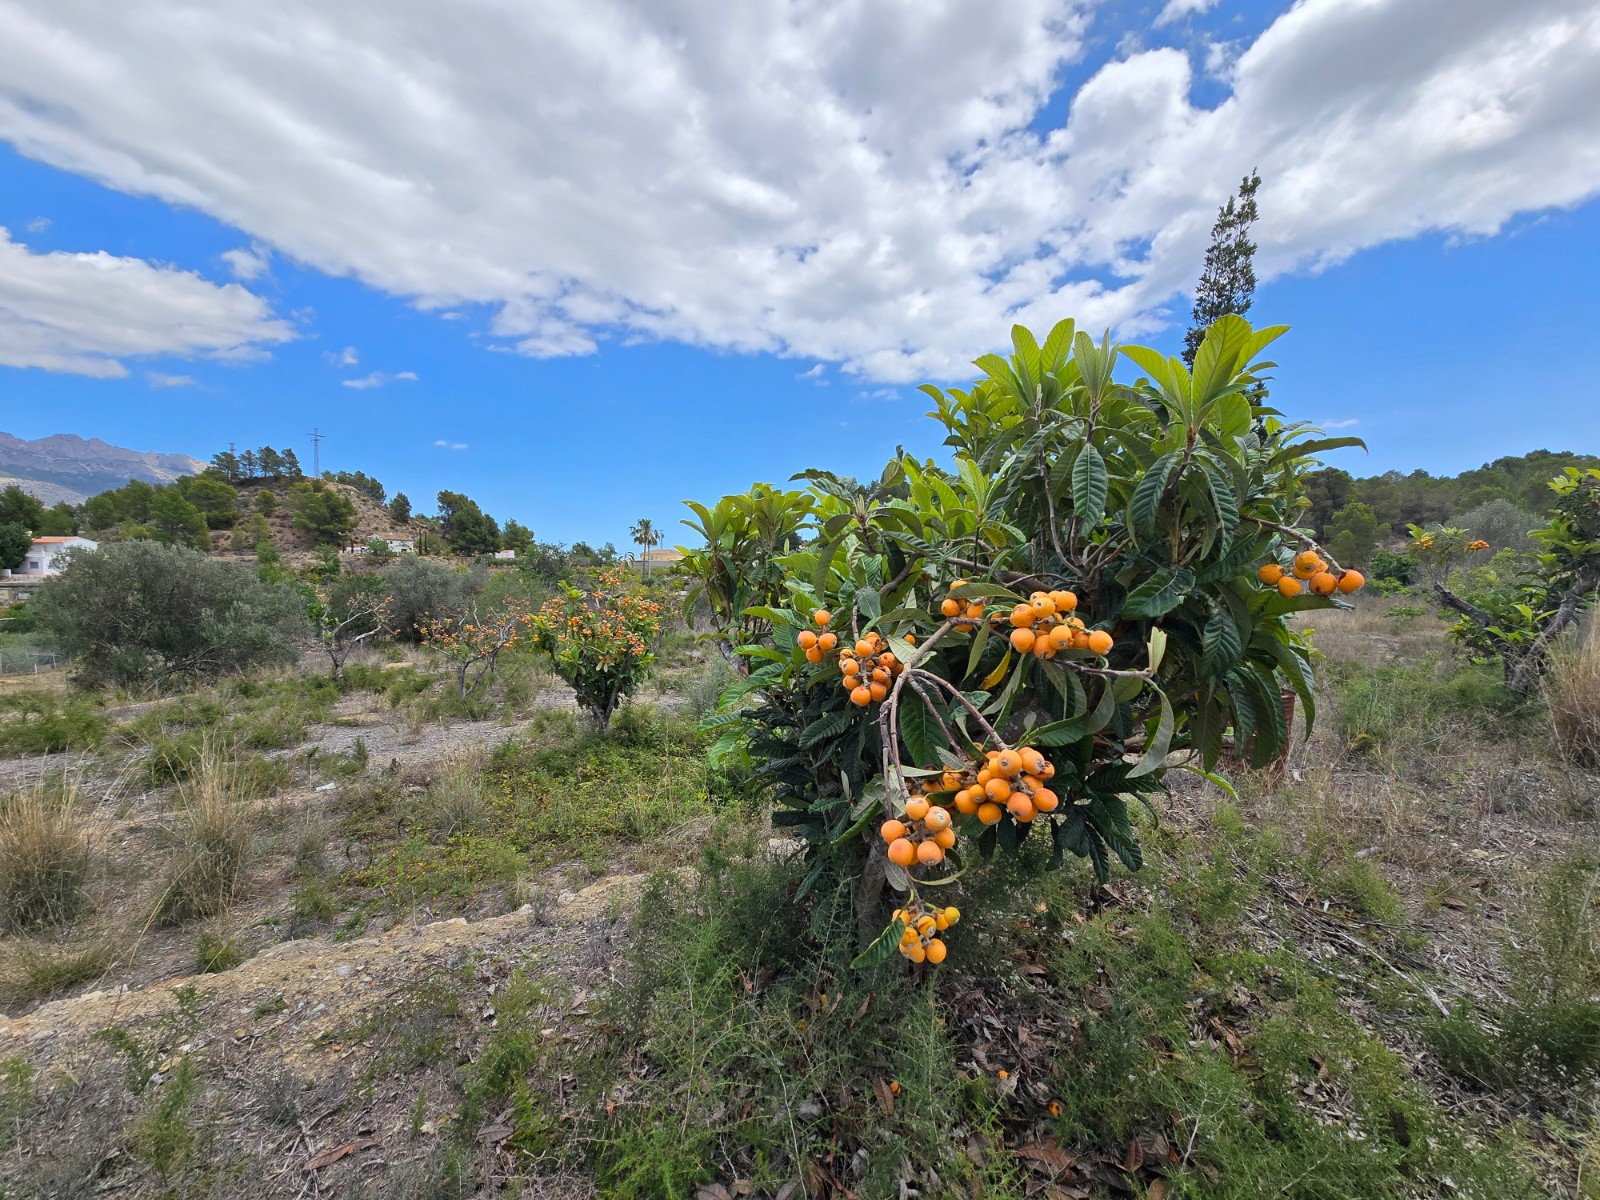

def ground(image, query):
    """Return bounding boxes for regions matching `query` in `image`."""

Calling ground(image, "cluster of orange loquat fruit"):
[939,581,1113,658]
[881,789,958,868]
[1257,551,1366,598]
[1003,589,1114,658]
[796,607,839,662]
[939,580,989,625]
[890,899,961,964]
[799,608,916,709]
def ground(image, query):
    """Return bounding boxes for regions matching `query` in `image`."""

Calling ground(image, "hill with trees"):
[1301,449,1600,567]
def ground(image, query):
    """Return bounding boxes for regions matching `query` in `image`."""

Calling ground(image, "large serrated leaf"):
[1123,568,1194,619]
[1031,681,1116,745]
[1201,601,1244,676]
[1129,453,1177,534]
[850,917,908,969]
[899,689,943,767]
[1127,691,1174,779]
[980,649,1012,692]
[798,710,851,749]
[1071,442,1108,526]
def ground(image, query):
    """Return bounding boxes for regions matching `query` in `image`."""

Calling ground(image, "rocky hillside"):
[0,432,204,503]
[218,478,433,563]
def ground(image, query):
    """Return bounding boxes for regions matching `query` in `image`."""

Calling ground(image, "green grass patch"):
[0,689,109,756]
[1330,656,1532,759]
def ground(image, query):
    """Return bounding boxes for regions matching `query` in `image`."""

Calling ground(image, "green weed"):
[195,929,243,973]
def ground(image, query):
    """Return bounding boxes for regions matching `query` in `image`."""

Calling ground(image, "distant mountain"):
[0,433,204,504]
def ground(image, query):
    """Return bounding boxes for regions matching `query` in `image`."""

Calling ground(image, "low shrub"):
[0,786,91,931]
[1332,657,1526,757]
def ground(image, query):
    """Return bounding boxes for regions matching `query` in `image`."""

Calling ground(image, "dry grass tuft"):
[155,749,254,924]
[0,935,114,1007]
[0,784,91,932]
[1547,621,1600,769]
[415,757,488,841]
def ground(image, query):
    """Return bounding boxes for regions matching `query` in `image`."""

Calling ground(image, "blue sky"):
[1,0,1597,547]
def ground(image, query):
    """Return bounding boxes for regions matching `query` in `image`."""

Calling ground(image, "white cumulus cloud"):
[324,345,360,368]
[1155,0,1218,27]
[0,227,294,377]
[221,244,270,280]
[146,371,195,387]
[0,0,1594,381]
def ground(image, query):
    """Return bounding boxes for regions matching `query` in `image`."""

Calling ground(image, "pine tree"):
[1182,170,1261,367]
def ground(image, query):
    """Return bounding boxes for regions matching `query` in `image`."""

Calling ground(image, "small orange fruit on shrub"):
[916,840,944,866]
[887,838,915,867]
[813,609,831,627]
[1010,627,1036,654]
[1086,629,1113,655]
[904,796,930,821]
[1309,571,1338,596]
[941,597,962,618]
[880,819,907,843]
[1257,562,1284,585]
[1337,569,1365,593]
[850,685,872,707]
[798,630,818,649]
[1277,575,1303,599]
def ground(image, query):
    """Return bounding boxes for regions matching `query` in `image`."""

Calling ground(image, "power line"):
[309,428,323,475]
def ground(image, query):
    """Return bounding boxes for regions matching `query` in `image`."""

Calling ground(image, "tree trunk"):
[853,843,889,953]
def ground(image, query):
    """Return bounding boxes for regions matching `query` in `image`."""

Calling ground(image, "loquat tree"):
[1423,468,1600,695]
[530,566,664,728]
[690,316,1367,963]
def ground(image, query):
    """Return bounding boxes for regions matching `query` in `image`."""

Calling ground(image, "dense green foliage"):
[287,480,358,546]
[208,446,305,483]
[437,490,501,556]
[1302,450,1600,542]
[31,541,307,687]
[0,523,29,572]
[323,468,386,503]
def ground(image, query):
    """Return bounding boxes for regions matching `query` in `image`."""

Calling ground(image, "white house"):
[17,536,97,576]
[343,537,416,556]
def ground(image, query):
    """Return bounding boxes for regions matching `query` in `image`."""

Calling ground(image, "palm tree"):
[630,518,659,577]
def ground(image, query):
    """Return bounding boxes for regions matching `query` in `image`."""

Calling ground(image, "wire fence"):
[0,649,67,676]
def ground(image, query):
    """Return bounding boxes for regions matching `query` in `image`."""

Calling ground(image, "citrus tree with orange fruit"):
[694,316,1366,965]
[530,566,665,728]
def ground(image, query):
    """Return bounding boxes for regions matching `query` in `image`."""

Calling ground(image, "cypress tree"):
[1182,170,1261,367]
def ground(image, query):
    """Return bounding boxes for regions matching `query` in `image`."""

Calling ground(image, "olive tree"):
[32,541,308,688]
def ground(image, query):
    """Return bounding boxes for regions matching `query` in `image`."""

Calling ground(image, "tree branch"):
[1430,582,1492,629]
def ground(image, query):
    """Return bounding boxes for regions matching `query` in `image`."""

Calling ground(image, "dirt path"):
[1,871,654,1072]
